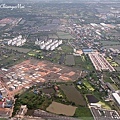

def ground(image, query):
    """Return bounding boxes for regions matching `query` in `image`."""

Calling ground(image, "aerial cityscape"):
[0,0,120,120]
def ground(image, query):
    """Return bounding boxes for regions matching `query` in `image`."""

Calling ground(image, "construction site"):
[0,59,81,96]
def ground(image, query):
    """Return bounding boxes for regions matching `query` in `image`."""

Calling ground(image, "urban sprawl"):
[0,1,120,120]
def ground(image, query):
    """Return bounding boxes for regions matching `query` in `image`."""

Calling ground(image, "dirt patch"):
[46,101,77,116]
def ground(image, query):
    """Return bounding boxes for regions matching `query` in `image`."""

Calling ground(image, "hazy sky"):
[0,0,120,3]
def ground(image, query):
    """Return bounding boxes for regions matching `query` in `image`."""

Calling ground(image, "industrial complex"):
[89,53,115,72]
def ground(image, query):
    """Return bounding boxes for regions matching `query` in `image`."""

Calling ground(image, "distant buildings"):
[82,48,94,55]
[35,39,62,51]
[7,35,26,46]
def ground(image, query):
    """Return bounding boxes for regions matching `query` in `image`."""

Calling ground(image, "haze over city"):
[0,0,120,120]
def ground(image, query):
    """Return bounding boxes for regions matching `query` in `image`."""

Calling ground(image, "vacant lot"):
[60,84,86,106]
[65,55,75,66]
[46,101,77,116]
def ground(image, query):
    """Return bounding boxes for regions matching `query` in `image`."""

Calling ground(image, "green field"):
[3,46,31,53]
[83,81,94,91]
[65,55,75,66]
[74,107,94,120]
[97,101,111,110]
[74,56,94,71]
[57,31,74,39]
[111,84,118,90]
[61,45,73,53]
[49,34,58,39]
[60,84,86,106]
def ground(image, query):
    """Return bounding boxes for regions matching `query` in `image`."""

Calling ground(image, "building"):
[82,48,94,54]
[112,93,120,106]
[7,35,26,46]
[35,39,63,51]
[89,53,115,72]
[16,105,28,118]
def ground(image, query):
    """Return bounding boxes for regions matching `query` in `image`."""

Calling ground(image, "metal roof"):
[112,93,120,106]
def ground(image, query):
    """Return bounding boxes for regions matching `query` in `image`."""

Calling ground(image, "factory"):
[7,35,26,46]
[35,39,62,51]
[89,53,115,72]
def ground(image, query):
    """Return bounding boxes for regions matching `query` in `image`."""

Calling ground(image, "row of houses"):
[35,39,62,51]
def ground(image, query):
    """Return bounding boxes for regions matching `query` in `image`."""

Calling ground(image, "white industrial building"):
[35,39,62,51]
[112,93,120,106]
[7,35,26,46]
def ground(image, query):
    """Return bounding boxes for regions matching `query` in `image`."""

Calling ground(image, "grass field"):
[74,56,94,71]
[74,107,94,120]
[111,84,118,91]
[60,84,86,106]
[57,31,74,39]
[61,45,73,53]
[46,101,77,116]
[65,55,75,66]
[49,34,58,39]
[97,101,111,110]
[83,81,94,91]
[3,46,31,53]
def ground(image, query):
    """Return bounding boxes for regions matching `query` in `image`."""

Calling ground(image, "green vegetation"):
[61,44,73,53]
[83,81,94,91]
[75,55,94,71]
[49,34,58,39]
[57,31,74,39]
[111,84,118,90]
[0,48,28,68]
[0,118,7,120]
[60,84,86,106]
[74,107,94,120]
[103,72,113,83]
[65,55,75,66]
[3,46,31,53]
[12,89,50,116]
[97,101,111,110]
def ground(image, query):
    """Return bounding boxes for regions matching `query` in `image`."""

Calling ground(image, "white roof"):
[112,93,120,105]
